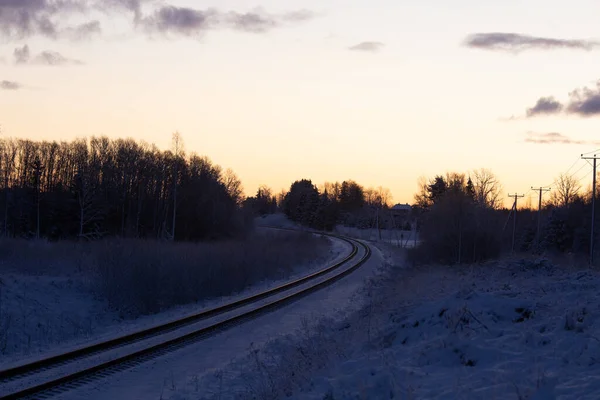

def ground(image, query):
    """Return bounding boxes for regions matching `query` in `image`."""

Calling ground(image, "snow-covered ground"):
[9,229,597,399]
[254,213,303,229]
[0,230,347,367]
[127,242,600,400]
[274,249,600,399]
[51,240,377,400]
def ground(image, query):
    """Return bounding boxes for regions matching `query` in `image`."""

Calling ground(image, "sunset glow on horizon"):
[2,0,600,206]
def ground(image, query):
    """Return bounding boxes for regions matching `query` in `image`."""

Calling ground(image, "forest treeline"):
[245,179,403,231]
[4,133,597,263]
[410,168,599,264]
[0,134,401,241]
[0,134,248,240]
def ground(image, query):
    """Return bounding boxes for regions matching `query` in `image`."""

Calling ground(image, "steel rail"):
[1,233,370,400]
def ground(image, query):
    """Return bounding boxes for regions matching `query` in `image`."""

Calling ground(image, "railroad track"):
[0,231,371,400]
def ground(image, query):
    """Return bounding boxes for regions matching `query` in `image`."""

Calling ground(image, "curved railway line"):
[0,230,371,400]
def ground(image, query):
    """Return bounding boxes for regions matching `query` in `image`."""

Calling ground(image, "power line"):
[519,153,595,202]
[531,186,551,249]
[541,159,587,189]
[508,193,524,253]
[565,157,584,175]
[569,163,589,180]
[576,168,594,185]
[529,160,591,208]
[536,156,585,192]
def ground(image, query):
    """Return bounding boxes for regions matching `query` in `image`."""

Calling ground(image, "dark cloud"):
[227,11,278,33]
[464,33,600,53]
[526,97,563,117]
[0,1,315,40]
[142,6,315,36]
[525,132,600,145]
[1,80,22,90]
[349,41,384,52]
[524,81,600,118]
[0,0,87,40]
[141,5,214,36]
[13,44,83,65]
[99,0,147,23]
[67,20,101,40]
[13,44,31,64]
[567,81,600,116]
[35,51,83,65]
[0,1,167,40]
[224,9,313,33]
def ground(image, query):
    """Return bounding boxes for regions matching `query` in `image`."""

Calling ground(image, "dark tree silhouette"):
[244,185,277,216]
[427,175,447,205]
[410,171,502,264]
[283,179,320,227]
[339,180,365,212]
[0,136,246,241]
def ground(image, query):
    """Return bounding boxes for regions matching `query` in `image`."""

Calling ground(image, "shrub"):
[408,192,502,265]
[0,231,332,319]
[92,231,331,317]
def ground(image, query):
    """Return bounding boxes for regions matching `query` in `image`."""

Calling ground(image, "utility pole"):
[582,154,598,266]
[508,193,524,253]
[531,187,551,249]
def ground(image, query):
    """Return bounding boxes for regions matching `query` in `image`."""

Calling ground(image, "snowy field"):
[0,229,345,366]
[253,213,421,248]
[150,243,600,400]
[6,223,597,399]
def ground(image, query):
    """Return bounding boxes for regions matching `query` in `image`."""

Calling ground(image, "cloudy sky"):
[2,0,600,204]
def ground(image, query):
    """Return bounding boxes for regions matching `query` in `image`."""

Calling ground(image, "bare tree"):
[364,188,376,206]
[0,135,244,241]
[276,189,287,208]
[256,185,271,199]
[363,186,392,208]
[321,182,341,201]
[414,176,432,208]
[32,157,43,239]
[171,131,184,241]
[549,173,581,208]
[0,139,16,236]
[223,168,244,206]
[445,172,466,192]
[75,168,103,239]
[471,168,502,209]
[376,186,392,208]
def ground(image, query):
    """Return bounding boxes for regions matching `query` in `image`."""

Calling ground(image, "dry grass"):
[94,231,331,317]
[0,230,332,318]
[0,239,93,276]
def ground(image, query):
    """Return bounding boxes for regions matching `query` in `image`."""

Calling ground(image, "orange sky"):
[2,0,600,206]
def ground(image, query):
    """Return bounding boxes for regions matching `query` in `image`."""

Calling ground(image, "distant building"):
[389,203,413,230]
[390,203,411,215]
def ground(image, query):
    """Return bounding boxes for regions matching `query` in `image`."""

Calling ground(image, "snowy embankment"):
[62,236,377,400]
[174,244,600,400]
[0,230,346,367]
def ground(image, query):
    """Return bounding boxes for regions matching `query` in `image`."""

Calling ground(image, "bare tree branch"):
[471,168,503,209]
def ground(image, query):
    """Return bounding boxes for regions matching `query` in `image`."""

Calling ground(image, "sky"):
[1,0,600,206]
